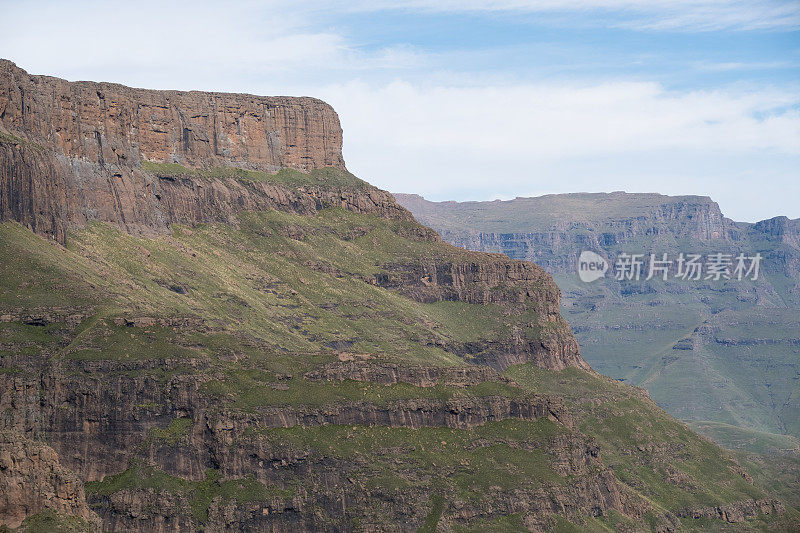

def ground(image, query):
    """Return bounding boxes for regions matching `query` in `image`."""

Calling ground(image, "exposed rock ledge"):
[303,361,514,387]
[676,498,785,523]
[207,395,574,439]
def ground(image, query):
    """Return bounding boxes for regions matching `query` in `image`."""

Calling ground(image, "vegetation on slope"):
[141,161,370,190]
[1,178,796,530]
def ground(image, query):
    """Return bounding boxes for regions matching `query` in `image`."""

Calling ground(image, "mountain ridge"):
[0,62,797,531]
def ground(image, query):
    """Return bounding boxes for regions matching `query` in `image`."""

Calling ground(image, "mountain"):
[395,192,800,454]
[0,60,797,532]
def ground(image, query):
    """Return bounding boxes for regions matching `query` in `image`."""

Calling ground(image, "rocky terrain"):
[0,431,100,529]
[396,193,800,454]
[0,60,797,531]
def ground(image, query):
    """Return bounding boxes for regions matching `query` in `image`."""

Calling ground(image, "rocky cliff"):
[0,60,343,172]
[0,62,793,532]
[0,59,355,242]
[0,431,100,530]
[395,192,743,271]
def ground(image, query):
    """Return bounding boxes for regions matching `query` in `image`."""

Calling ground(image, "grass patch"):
[141,161,368,189]
[85,463,292,524]
[419,493,445,533]
[245,419,564,501]
[149,417,193,444]
[10,509,93,532]
[0,130,45,152]
[65,319,200,361]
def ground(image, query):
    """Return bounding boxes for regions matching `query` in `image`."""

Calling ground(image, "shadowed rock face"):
[1,359,571,483]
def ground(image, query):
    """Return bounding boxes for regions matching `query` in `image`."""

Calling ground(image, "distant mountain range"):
[396,192,800,454]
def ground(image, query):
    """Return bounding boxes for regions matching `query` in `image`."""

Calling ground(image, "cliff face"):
[1,63,790,532]
[374,257,584,370]
[0,59,343,172]
[752,216,800,250]
[0,59,353,242]
[0,431,100,530]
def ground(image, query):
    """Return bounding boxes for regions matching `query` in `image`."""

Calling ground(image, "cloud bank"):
[0,0,797,221]
[320,80,799,221]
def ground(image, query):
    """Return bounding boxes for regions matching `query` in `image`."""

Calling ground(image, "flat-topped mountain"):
[396,192,754,271]
[0,59,347,242]
[0,59,344,172]
[0,62,797,531]
[397,192,734,239]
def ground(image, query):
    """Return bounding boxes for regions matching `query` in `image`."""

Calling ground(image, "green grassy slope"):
[1,174,797,530]
[0,208,552,369]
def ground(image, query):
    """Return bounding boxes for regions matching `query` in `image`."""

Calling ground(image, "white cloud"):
[318,80,800,221]
[0,1,424,91]
[323,80,800,157]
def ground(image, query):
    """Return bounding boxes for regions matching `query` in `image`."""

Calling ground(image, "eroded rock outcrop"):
[0,430,100,530]
[373,258,585,370]
[677,499,785,523]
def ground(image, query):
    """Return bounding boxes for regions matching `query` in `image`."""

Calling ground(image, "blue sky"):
[1,0,798,221]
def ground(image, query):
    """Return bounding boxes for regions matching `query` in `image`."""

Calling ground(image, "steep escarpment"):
[0,63,795,532]
[0,59,343,172]
[0,134,409,243]
[0,59,369,242]
[753,216,800,248]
